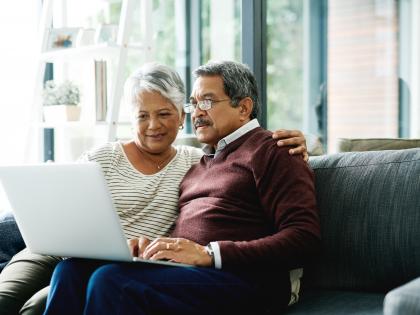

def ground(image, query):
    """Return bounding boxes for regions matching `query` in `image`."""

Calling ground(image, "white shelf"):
[40,44,121,62]
[31,0,145,161]
[35,121,132,129]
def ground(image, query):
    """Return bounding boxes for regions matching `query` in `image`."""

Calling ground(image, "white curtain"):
[0,1,41,165]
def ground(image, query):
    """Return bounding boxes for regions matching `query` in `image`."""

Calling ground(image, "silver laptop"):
[0,162,190,267]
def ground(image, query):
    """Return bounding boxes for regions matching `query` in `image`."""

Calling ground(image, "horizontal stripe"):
[78,142,202,239]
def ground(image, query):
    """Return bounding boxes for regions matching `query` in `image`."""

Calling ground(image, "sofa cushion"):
[306,148,420,292]
[283,289,384,315]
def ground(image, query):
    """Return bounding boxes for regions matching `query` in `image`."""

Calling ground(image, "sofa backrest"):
[306,148,420,292]
[337,138,420,152]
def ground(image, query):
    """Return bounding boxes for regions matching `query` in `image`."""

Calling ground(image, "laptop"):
[0,162,190,268]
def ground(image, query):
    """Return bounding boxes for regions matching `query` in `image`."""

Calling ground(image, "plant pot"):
[43,105,81,122]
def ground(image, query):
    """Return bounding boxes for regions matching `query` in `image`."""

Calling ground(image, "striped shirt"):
[78,142,202,239]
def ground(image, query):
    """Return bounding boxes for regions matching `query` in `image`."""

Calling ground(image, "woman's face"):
[133,90,184,154]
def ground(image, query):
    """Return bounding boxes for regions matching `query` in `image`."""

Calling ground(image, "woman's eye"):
[159,112,171,117]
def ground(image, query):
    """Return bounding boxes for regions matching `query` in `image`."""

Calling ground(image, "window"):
[266,0,304,131]
[327,0,399,151]
[266,0,418,152]
[201,0,242,63]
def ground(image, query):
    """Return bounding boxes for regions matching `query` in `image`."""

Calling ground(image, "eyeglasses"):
[183,99,230,113]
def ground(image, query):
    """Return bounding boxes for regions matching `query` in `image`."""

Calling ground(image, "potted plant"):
[43,80,81,122]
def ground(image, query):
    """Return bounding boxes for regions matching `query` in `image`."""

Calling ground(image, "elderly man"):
[43,61,320,315]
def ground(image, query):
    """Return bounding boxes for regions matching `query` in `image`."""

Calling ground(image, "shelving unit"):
[40,44,120,62]
[30,0,153,162]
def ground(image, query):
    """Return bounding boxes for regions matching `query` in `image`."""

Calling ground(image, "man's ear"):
[238,97,253,121]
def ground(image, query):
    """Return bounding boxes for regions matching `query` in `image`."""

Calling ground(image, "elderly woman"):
[0,63,307,315]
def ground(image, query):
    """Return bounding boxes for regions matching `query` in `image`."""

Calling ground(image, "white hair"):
[124,62,185,116]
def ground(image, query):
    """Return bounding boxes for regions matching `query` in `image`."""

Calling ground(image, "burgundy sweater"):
[172,127,320,271]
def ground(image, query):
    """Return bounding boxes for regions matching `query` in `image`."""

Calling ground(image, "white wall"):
[0,1,41,165]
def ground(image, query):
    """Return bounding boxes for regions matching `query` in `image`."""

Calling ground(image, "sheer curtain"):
[0,1,41,165]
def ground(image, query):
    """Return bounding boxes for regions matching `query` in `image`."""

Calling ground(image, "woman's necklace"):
[137,147,176,170]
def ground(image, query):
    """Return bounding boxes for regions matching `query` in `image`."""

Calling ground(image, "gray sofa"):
[1,148,419,315]
[285,148,420,315]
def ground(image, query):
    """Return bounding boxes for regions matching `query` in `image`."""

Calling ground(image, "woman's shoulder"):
[175,145,203,161]
[78,142,122,162]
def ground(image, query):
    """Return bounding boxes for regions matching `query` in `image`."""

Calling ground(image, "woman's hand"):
[272,129,308,162]
[142,237,212,267]
[128,236,151,258]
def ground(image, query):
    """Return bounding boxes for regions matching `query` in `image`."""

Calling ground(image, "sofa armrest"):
[384,277,420,315]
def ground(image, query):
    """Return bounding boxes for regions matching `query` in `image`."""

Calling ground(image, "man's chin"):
[195,132,215,146]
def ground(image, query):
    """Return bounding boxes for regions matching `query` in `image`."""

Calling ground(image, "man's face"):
[190,75,243,147]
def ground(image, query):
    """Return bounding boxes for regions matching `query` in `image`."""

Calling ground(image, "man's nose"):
[191,106,206,119]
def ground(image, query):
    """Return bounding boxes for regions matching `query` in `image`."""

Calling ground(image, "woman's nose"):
[148,116,161,129]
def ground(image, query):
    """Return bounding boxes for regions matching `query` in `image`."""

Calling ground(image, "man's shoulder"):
[244,128,290,156]
[242,129,311,179]
[248,127,272,141]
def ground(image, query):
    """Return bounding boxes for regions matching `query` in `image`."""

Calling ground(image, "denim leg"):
[84,263,263,315]
[43,259,106,315]
[0,212,25,271]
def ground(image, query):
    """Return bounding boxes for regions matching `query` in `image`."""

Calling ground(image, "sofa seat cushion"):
[283,289,384,315]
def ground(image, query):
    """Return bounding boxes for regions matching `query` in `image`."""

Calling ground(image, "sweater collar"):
[202,119,260,156]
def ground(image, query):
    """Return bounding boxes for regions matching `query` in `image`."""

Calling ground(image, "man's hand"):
[142,237,212,267]
[272,129,308,162]
[128,236,151,258]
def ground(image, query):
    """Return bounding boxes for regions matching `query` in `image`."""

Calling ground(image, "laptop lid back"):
[0,162,132,261]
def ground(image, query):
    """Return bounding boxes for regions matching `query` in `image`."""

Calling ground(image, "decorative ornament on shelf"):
[42,80,81,123]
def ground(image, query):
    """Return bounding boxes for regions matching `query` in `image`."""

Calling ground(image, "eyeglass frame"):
[183,99,231,114]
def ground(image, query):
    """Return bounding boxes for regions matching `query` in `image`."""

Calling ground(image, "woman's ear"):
[238,97,253,121]
[179,111,186,129]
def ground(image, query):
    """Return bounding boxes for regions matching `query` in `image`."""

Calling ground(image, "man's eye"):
[137,114,148,120]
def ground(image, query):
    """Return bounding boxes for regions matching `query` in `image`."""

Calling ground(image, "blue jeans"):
[43,258,288,315]
[0,212,25,271]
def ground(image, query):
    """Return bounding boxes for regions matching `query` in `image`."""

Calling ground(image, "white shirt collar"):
[202,119,260,156]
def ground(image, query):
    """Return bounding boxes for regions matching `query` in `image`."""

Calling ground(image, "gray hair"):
[124,62,185,115]
[193,60,260,119]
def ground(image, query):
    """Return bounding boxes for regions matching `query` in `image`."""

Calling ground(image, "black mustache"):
[194,118,211,128]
